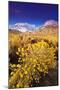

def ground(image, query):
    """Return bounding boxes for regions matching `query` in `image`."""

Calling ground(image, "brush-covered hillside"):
[8,22,58,88]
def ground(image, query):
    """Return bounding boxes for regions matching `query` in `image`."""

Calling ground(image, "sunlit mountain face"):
[43,20,58,26]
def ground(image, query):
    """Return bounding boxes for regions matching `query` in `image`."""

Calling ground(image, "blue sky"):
[9,1,58,27]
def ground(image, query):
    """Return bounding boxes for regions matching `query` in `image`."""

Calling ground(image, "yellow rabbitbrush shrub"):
[9,41,57,88]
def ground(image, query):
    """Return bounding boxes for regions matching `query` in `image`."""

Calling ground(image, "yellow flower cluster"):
[9,32,57,88]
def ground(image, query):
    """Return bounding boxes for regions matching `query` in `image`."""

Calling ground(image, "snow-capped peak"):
[9,23,36,32]
[43,20,58,27]
[37,20,58,30]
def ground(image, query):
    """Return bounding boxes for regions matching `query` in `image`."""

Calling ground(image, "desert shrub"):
[9,41,57,88]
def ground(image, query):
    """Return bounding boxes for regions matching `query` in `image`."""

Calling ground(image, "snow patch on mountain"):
[43,20,58,27]
[37,20,58,30]
[9,23,36,32]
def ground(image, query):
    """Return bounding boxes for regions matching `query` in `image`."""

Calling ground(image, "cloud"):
[9,23,36,32]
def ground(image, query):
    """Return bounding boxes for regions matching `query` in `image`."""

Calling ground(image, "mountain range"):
[9,20,58,32]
